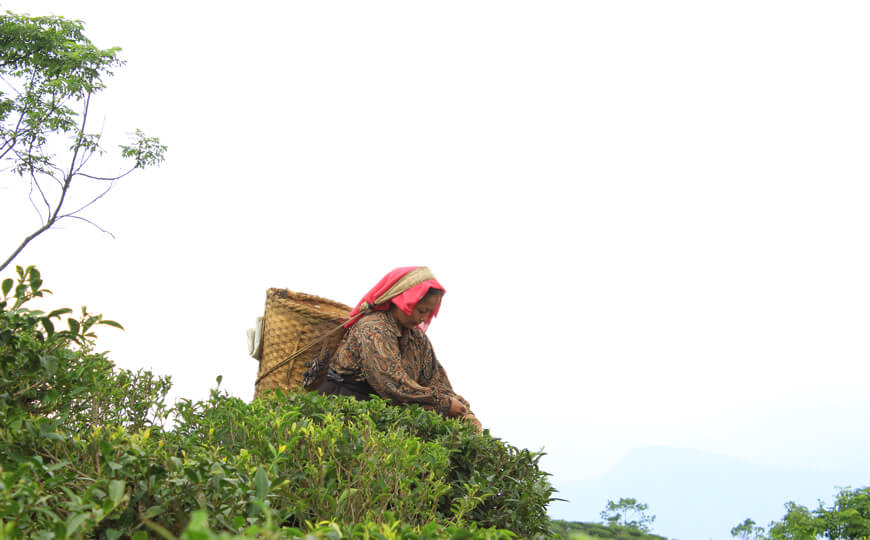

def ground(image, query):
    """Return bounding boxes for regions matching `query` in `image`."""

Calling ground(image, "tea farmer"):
[316,266,481,432]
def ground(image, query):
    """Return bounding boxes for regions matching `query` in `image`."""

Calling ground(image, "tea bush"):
[0,267,554,539]
[550,520,668,540]
[179,390,556,534]
[166,509,517,539]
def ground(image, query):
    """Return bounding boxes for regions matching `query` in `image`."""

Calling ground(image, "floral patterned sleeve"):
[357,324,453,416]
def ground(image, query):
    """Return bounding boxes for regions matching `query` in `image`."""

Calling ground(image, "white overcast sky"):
[2,0,869,522]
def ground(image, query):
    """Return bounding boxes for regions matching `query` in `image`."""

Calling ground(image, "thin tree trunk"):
[0,219,55,274]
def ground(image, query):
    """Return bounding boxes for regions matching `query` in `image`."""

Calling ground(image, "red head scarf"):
[346,266,444,332]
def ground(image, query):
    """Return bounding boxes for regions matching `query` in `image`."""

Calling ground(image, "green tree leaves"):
[0,13,119,93]
[0,12,166,272]
[600,497,656,533]
[120,128,167,169]
[735,487,870,540]
[732,518,766,540]
[0,12,120,171]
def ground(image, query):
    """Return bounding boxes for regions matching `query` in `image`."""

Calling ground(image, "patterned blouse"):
[329,311,467,416]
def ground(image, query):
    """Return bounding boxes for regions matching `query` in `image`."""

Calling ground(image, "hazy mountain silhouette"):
[549,446,866,540]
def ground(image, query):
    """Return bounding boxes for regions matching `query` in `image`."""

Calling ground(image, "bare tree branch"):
[72,98,97,174]
[48,93,91,224]
[27,168,50,224]
[74,116,107,173]
[0,71,42,160]
[45,163,66,187]
[0,221,54,273]
[72,144,96,177]
[68,93,91,177]
[0,73,23,95]
[63,178,116,217]
[26,181,46,225]
[63,214,116,239]
[0,105,29,161]
[13,147,67,191]
[78,167,136,182]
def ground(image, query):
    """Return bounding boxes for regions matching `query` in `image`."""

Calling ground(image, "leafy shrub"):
[0,267,554,539]
[185,389,556,535]
[0,266,171,437]
[550,520,668,540]
[734,486,870,540]
[172,509,517,539]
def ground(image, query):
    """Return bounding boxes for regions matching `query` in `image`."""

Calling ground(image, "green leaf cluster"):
[599,498,655,534]
[0,267,554,539]
[0,11,165,173]
[550,519,668,540]
[0,12,122,176]
[734,487,870,540]
[1,12,166,273]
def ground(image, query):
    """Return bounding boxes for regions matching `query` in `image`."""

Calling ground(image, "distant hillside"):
[550,446,866,540]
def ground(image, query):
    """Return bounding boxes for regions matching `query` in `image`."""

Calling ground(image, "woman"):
[317,266,481,431]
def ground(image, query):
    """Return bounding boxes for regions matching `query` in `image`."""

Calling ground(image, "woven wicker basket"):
[254,288,351,399]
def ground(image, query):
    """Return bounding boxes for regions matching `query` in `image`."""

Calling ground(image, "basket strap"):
[254,311,364,386]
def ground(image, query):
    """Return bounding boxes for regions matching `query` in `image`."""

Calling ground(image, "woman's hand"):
[448,396,468,417]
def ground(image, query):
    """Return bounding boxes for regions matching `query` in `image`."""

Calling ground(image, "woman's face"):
[391,292,443,330]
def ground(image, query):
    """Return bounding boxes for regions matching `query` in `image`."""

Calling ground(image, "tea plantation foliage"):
[550,521,667,540]
[0,267,554,539]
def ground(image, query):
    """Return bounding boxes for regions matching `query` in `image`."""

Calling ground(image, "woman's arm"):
[421,345,480,431]
[427,360,473,408]
[419,338,474,409]
[358,326,454,416]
